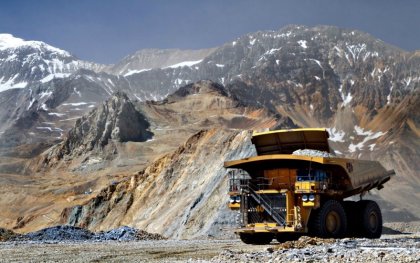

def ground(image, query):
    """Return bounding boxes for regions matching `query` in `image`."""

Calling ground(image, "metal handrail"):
[245,180,286,226]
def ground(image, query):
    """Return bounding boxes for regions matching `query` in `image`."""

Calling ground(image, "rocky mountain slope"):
[60,129,255,239]
[1,26,418,148]
[0,81,287,232]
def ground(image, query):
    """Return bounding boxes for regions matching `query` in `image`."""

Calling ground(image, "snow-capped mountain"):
[0,34,103,92]
[1,26,418,151]
[105,48,216,76]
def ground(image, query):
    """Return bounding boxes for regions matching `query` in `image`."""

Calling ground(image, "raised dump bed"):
[225,128,395,244]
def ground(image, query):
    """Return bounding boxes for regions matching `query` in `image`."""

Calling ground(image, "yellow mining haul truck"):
[225,128,394,244]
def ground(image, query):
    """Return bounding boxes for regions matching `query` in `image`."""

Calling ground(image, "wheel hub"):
[368,212,378,231]
[326,211,340,233]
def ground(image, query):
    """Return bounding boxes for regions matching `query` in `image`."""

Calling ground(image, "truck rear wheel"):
[359,200,382,238]
[239,233,273,245]
[310,200,347,238]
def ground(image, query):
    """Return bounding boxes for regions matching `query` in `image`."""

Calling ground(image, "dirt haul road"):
[0,233,419,262]
[0,239,265,262]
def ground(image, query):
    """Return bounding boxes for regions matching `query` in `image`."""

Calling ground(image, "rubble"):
[7,225,165,242]
[292,149,336,158]
[95,226,166,241]
[275,236,335,249]
[212,235,420,262]
[0,228,19,241]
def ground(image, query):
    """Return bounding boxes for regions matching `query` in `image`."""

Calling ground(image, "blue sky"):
[1,0,419,64]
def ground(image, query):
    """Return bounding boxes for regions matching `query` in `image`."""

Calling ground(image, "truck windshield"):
[297,169,328,182]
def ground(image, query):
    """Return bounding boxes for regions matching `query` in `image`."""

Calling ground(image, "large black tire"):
[358,200,382,239]
[309,199,347,238]
[275,233,301,243]
[343,201,358,237]
[239,233,254,244]
[239,233,273,245]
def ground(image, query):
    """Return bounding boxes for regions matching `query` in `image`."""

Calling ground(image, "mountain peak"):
[0,33,69,56]
[0,34,26,49]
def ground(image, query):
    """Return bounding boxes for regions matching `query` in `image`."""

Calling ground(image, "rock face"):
[60,129,256,239]
[43,92,152,163]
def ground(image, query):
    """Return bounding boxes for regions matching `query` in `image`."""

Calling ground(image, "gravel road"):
[0,233,419,263]
[0,239,266,263]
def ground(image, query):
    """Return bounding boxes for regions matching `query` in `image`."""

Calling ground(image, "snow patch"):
[39,91,53,99]
[327,128,345,142]
[36,126,63,132]
[27,98,35,110]
[62,102,88,106]
[165,60,202,69]
[265,48,281,55]
[387,84,394,104]
[215,64,225,68]
[48,112,66,117]
[40,103,48,111]
[0,34,70,56]
[40,73,70,83]
[342,93,353,106]
[348,126,386,152]
[0,78,28,92]
[297,40,308,49]
[345,43,367,63]
[123,68,151,77]
[309,59,322,69]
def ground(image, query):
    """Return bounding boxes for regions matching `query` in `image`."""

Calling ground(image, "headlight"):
[302,195,308,202]
[309,194,315,201]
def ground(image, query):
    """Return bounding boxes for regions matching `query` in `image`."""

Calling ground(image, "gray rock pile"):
[212,236,420,262]
[7,225,165,242]
[292,149,336,158]
[96,226,166,241]
[13,225,92,241]
[0,228,18,241]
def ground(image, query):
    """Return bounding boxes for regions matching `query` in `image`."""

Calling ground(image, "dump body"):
[225,128,394,243]
[225,154,393,198]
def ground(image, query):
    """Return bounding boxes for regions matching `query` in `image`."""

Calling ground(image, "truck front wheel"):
[310,199,347,238]
[239,233,273,245]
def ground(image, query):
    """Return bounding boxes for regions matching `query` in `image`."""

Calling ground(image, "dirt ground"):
[0,239,266,263]
[0,232,419,263]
